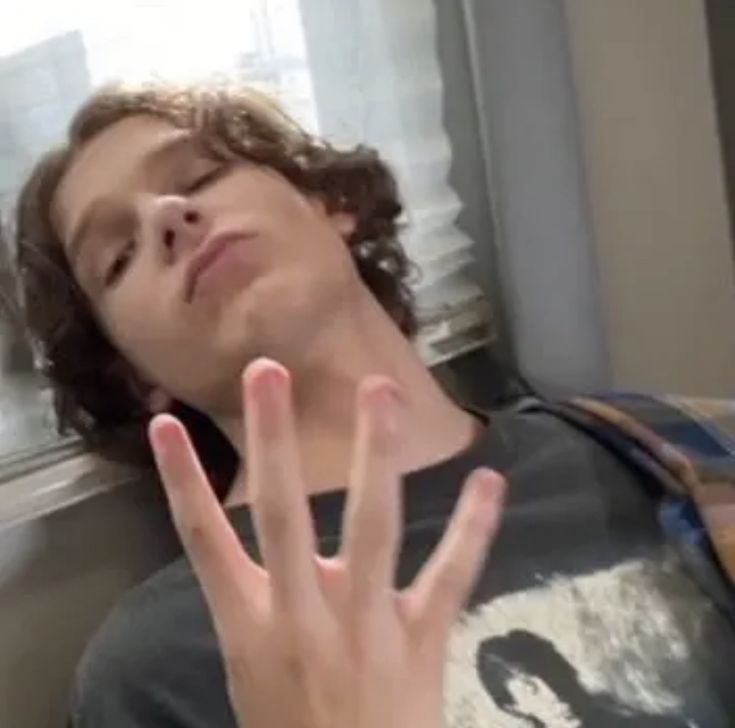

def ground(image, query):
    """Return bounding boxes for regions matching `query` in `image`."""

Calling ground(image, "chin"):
[221,268,348,366]
[212,279,306,362]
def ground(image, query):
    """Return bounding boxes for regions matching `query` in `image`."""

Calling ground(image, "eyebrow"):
[66,132,197,266]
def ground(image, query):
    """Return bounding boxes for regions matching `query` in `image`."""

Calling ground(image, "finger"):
[245,359,322,614]
[408,468,506,631]
[340,377,402,603]
[149,415,263,633]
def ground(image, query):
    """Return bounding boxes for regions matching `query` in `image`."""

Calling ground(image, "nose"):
[139,195,206,263]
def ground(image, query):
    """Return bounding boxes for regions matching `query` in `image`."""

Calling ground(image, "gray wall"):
[565,0,735,396]
[705,0,735,248]
[0,470,178,728]
[461,0,735,397]
[460,0,611,394]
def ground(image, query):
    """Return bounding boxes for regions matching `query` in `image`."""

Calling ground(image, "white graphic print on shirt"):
[444,558,701,727]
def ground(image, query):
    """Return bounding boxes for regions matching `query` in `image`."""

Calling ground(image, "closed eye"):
[104,240,135,288]
[184,164,228,194]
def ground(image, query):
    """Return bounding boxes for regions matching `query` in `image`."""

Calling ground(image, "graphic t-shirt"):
[71,408,735,727]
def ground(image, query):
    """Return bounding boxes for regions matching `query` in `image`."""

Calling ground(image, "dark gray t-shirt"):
[71,409,735,727]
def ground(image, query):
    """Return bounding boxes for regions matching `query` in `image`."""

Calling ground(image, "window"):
[0,0,492,464]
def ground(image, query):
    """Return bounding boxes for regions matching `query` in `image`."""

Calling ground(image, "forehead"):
[54,115,187,242]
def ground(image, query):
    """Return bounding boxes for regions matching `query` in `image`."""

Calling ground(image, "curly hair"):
[13,83,417,495]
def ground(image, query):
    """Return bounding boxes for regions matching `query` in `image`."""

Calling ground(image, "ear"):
[330,211,357,238]
[308,197,357,239]
[146,386,173,415]
[107,358,172,415]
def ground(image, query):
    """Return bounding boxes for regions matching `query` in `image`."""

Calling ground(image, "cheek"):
[226,171,329,236]
[275,198,354,263]
[100,288,171,368]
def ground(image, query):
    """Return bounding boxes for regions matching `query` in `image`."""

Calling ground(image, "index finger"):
[150,414,264,631]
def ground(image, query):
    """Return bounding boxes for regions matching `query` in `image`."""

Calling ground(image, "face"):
[54,115,358,414]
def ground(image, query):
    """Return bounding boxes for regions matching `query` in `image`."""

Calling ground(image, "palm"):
[150,358,505,728]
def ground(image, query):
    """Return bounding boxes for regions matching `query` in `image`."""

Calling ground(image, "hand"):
[149,358,506,728]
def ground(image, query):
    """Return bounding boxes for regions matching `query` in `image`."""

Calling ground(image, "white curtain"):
[0,0,492,364]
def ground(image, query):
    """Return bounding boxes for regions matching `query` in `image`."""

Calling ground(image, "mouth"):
[185,231,254,302]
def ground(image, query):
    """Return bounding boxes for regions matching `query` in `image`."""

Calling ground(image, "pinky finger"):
[407,468,506,631]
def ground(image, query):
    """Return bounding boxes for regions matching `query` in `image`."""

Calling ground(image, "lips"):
[185,232,252,301]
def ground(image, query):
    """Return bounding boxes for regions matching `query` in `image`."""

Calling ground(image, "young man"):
[14,84,735,726]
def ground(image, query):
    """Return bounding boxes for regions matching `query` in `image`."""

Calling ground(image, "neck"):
[218,292,478,505]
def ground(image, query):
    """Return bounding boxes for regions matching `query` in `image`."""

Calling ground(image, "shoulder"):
[77,556,203,675]
[71,557,228,726]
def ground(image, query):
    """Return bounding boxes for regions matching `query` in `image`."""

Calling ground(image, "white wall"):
[564,0,735,396]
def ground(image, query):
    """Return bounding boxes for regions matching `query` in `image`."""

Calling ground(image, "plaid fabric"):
[520,393,735,611]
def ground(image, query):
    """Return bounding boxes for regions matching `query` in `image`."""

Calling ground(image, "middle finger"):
[340,377,402,604]
[245,359,322,615]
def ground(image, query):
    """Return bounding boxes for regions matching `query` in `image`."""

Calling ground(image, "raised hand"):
[149,358,505,728]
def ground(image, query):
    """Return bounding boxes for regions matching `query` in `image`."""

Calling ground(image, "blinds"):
[0,0,493,364]
[300,0,492,363]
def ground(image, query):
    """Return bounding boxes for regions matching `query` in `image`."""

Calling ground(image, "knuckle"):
[279,610,322,651]
[180,514,210,553]
[454,513,494,560]
[222,638,253,679]
[434,567,467,600]
[462,504,494,539]
[424,556,476,611]
[258,497,291,536]
[356,518,392,557]
[275,620,333,679]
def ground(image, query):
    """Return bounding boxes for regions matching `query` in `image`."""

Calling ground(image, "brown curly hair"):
[13,83,417,495]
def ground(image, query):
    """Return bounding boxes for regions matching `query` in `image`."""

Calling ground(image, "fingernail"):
[149,415,175,451]
[475,469,505,501]
[261,366,285,400]
[250,365,289,438]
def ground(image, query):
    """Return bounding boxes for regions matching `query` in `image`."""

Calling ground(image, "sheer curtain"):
[0,0,492,365]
